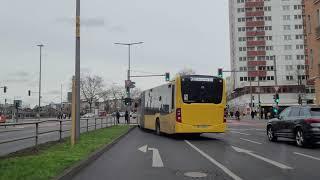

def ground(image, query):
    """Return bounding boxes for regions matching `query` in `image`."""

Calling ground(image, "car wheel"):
[267,126,277,142]
[155,120,161,135]
[296,129,308,147]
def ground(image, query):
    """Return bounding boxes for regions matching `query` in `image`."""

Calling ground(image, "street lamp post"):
[114,42,143,108]
[75,0,81,140]
[37,44,44,120]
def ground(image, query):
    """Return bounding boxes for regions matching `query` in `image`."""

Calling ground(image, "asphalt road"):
[0,117,138,157]
[72,119,320,180]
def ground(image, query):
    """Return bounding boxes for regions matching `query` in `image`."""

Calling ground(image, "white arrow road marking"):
[294,152,320,161]
[240,138,262,145]
[148,148,164,167]
[185,140,243,180]
[138,145,164,167]
[230,131,250,135]
[232,146,293,170]
[138,145,148,153]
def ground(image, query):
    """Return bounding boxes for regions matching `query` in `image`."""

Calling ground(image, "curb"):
[55,125,137,180]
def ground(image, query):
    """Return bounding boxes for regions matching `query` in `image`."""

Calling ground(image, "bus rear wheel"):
[155,120,161,135]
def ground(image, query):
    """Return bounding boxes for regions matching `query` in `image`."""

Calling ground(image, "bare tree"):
[176,68,196,76]
[80,75,104,113]
[131,88,142,99]
[108,84,126,111]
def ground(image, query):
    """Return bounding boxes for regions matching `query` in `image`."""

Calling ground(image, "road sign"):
[274,86,279,92]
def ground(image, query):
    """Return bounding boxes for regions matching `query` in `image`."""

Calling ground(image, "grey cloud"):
[109,25,127,33]
[8,71,30,78]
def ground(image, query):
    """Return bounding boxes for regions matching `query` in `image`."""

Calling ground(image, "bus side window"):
[171,85,175,110]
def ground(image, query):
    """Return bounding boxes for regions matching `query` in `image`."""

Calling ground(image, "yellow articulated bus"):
[138,74,227,135]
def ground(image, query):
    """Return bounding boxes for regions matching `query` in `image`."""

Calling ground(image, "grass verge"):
[0,125,131,180]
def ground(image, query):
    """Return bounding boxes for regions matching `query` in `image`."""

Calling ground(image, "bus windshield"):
[181,76,223,104]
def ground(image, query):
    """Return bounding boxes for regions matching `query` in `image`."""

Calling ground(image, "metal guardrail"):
[0,116,120,148]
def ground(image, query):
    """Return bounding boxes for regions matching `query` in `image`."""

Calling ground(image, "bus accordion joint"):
[176,108,182,123]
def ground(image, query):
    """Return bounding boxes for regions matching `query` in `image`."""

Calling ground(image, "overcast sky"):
[0,0,230,107]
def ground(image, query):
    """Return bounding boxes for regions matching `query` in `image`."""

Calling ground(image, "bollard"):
[35,123,39,146]
[59,120,62,141]
[86,118,89,132]
[94,118,97,130]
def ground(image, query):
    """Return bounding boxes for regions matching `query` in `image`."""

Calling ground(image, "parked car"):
[81,113,96,118]
[130,112,137,119]
[0,114,6,123]
[267,106,320,147]
[119,112,125,117]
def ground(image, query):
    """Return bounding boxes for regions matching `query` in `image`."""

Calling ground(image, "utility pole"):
[37,44,44,120]
[61,84,63,113]
[114,42,143,111]
[257,68,261,119]
[74,0,81,140]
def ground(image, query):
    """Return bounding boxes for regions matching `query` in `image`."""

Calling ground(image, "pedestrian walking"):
[116,111,120,124]
[251,111,255,119]
[125,111,129,124]
[235,110,240,120]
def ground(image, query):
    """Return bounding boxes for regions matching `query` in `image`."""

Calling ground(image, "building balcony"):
[245,11,264,17]
[248,70,267,77]
[247,60,266,67]
[245,1,264,8]
[246,31,265,36]
[247,40,266,47]
[246,21,265,27]
[247,51,266,57]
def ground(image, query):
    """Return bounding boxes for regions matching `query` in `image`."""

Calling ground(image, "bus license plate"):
[197,125,209,128]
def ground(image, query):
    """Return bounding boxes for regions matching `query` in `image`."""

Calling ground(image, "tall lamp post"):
[37,44,44,120]
[114,42,143,108]
[74,0,81,140]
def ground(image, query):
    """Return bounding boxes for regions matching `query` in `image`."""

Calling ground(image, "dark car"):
[267,106,320,147]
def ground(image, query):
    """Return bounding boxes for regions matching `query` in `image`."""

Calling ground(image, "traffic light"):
[124,98,132,106]
[274,93,279,104]
[218,68,223,78]
[165,72,170,81]
[28,90,31,96]
[3,86,7,93]
[273,107,278,114]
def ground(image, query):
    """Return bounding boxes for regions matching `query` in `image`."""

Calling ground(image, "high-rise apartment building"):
[228,0,314,113]
[305,0,320,104]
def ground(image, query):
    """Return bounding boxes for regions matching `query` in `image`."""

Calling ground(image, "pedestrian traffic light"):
[218,68,223,78]
[3,86,7,93]
[274,93,279,103]
[28,90,31,96]
[165,72,170,81]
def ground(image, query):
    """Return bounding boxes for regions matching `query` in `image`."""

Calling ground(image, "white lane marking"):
[185,140,243,180]
[230,131,250,136]
[240,138,262,145]
[148,148,164,167]
[138,145,164,167]
[138,145,148,153]
[294,152,320,161]
[232,146,293,170]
